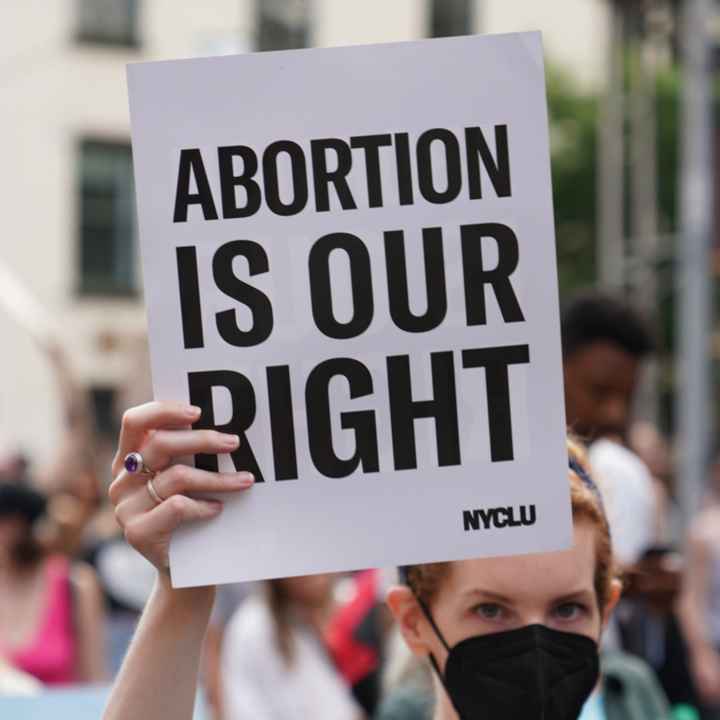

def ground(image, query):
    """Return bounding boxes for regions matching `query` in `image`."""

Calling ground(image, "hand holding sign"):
[128,32,571,586]
[109,402,254,572]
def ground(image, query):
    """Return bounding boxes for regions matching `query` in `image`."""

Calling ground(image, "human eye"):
[472,603,506,621]
[552,602,588,622]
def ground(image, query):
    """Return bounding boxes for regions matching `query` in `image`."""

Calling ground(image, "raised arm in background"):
[102,401,253,720]
[677,507,720,707]
[35,338,96,493]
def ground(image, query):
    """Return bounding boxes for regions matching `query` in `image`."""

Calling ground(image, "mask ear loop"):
[398,570,457,708]
[398,567,452,654]
[416,596,451,653]
[414,596,470,718]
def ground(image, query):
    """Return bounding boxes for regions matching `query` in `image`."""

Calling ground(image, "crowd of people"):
[1,291,719,720]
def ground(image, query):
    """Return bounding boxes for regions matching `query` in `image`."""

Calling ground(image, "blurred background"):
[0,1,718,718]
[2,0,717,483]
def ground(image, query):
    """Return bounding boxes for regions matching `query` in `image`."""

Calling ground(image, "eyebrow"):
[459,588,514,604]
[458,588,595,605]
[551,590,595,605]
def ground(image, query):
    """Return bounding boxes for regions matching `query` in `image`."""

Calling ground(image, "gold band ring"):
[146,477,164,505]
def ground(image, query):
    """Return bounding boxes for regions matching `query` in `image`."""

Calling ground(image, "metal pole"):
[598,1,626,290]
[629,16,660,424]
[676,0,714,530]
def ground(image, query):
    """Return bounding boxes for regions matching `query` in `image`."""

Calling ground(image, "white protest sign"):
[127,32,571,588]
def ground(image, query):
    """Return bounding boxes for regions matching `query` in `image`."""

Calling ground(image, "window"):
[256,0,310,51]
[90,386,119,440]
[429,0,474,38]
[78,140,137,296]
[76,0,139,47]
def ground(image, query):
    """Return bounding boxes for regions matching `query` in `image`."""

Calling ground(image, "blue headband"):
[568,454,606,514]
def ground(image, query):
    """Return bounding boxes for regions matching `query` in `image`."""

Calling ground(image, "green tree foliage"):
[546,63,681,295]
[546,67,598,294]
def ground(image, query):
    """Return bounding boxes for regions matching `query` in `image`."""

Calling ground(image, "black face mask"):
[425,618,600,720]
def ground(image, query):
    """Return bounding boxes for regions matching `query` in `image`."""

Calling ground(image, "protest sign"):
[127,32,571,587]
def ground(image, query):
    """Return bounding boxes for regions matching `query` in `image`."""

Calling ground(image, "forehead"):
[436,523,597,605]
[566,341,638,386]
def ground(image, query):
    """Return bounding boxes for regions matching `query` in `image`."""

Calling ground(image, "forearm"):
[103,575,215,720]
[678,530,715,658]
[679,599,715,657]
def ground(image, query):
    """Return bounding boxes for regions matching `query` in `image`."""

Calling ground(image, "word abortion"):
[173,125,510,220]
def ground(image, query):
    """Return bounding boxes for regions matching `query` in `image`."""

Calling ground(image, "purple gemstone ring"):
[123,452,155,478]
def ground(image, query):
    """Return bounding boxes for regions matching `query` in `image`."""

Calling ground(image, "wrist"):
[155,571,216,612]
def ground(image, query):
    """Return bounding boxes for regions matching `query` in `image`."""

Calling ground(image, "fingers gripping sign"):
[109,401,254,572]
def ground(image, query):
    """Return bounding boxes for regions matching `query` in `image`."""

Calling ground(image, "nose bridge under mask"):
[416,599,599,720]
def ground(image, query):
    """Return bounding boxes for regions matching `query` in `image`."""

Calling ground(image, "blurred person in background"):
[626,421,694,709]
[0,478,106,685]
[221,574,363,719]
[561,293,698,712]
[629,421,680,546]
[562,292,658,566]
[0,334,107,562]
[326,568,394,718]
[202,582,253,720]
[678,455,720,720]
[32,339,97,499]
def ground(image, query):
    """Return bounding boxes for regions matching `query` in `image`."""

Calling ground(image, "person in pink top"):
[0,479,105,685]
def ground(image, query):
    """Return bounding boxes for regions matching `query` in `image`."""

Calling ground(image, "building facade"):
[0,0,608,468]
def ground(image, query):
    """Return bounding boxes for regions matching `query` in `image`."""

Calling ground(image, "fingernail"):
[227,474,253,488]
[187,406,202,417]
[223,434,240,449]
[207,499,223,512]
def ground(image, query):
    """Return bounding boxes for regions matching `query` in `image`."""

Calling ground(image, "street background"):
[0,1,717,719]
